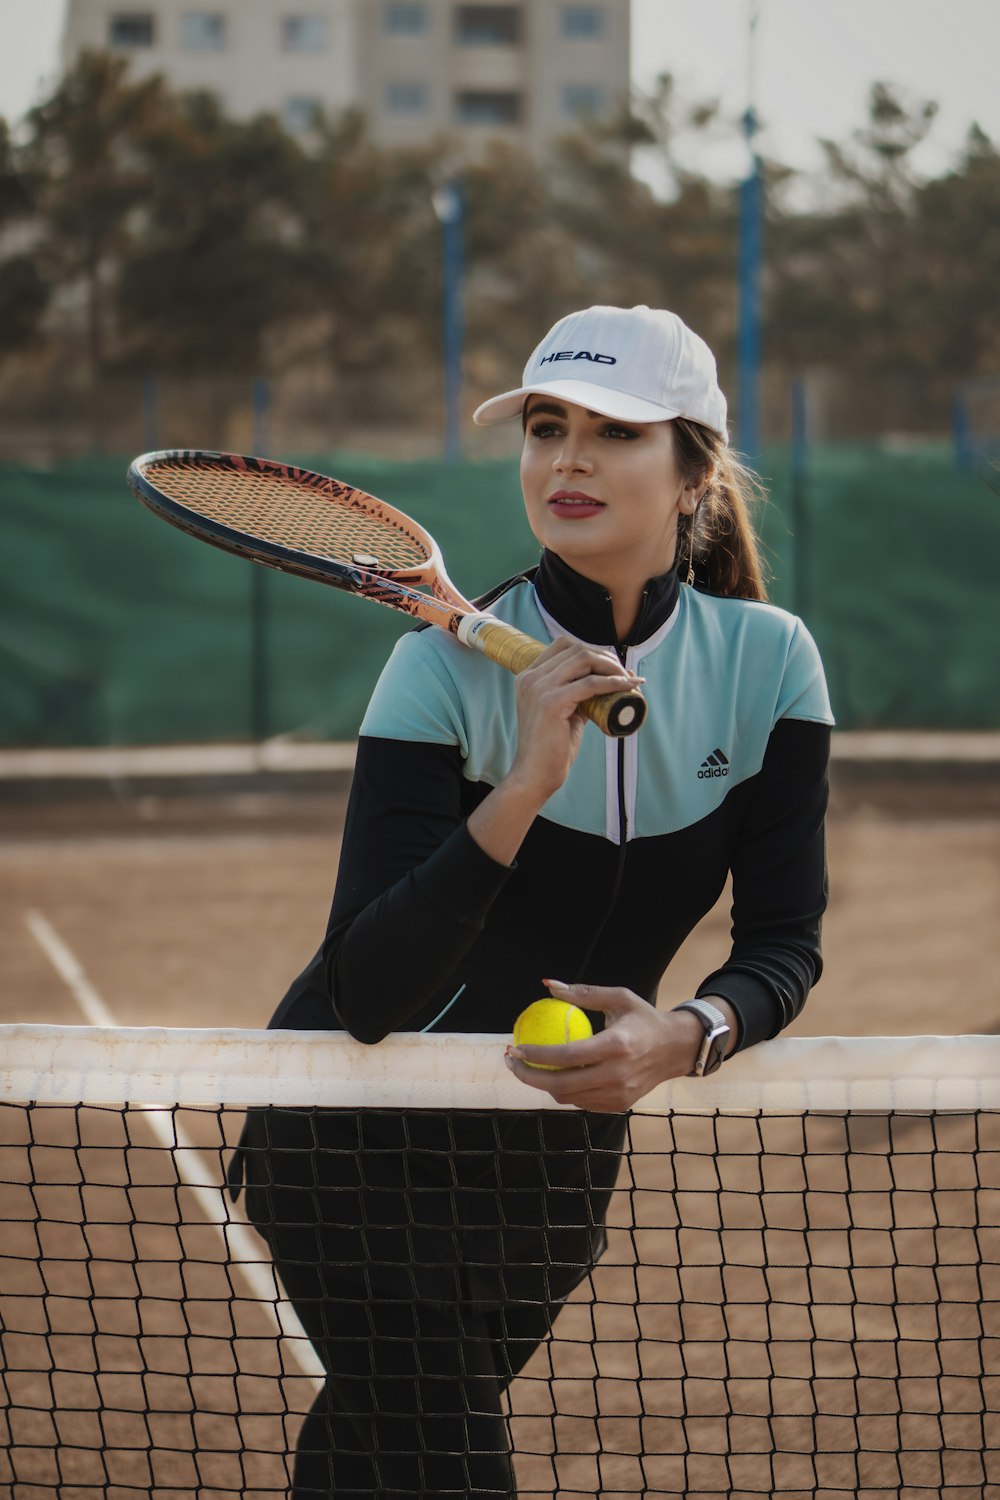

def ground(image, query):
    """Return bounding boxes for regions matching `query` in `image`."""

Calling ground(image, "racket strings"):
[148,458,433,573]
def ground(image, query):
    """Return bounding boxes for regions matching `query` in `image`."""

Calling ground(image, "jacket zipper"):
[572,622,634,982]
[573,735,628,983]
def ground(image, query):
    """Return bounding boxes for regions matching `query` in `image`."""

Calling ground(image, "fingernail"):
[545,978,570,991]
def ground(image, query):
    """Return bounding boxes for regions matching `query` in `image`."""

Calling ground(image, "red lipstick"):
[547,489,606,518]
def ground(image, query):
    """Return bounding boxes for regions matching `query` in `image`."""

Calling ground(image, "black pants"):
[234,1106,625,1499]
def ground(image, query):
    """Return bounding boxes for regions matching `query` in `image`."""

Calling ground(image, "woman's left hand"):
[504,980,707,1113]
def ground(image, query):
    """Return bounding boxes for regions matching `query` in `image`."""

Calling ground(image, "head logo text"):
[539,350,618,366]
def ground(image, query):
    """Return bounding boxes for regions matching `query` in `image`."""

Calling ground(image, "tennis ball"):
[512,999,593,1069]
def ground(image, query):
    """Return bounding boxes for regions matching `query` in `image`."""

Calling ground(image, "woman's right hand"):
[466,637,642,868]
[509,636,643,801]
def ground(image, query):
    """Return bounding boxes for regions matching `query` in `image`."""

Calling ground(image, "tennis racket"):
[126,450,646,737]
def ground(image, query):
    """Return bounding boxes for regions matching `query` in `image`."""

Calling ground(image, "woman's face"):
[519,397,698,582]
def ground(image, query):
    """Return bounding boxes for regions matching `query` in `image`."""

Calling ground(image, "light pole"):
[432,180,465,465]
[736,0,762,462]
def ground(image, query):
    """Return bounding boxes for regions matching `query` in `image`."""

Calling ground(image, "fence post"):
[252,378,271,456]
[952,388,973,471]
[142,376,158,451]
[790,376,809,620]
[249,378,272,744]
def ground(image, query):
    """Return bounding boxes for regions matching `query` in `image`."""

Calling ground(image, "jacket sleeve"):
[695,717,830,1051]
[321,734,515,1043]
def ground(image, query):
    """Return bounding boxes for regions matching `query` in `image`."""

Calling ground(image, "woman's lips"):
[547,490,606,518]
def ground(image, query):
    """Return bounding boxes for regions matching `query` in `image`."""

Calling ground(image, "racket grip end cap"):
[585,689,646,737]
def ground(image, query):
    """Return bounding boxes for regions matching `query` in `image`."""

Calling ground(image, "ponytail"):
[672,419,769,602]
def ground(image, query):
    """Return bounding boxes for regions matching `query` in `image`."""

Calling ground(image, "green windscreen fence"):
[1,445,997,747]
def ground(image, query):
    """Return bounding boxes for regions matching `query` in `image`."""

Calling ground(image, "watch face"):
[702,1038,725,1075]
[682,1004,730,1077]
[699,1026,728,1076]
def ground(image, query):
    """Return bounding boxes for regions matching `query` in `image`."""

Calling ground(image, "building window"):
[284,96,323,132]
[182,12,227,50]
[385,2,428,35]
[282,15,328,51]
[454,90,521,125]
[386,81,428,115]
[454,5,520,46]
[109,12,156,47]
[561,84,604,118]
[560,5,603,39]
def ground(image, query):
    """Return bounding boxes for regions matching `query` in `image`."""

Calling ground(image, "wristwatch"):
[674,999,730,1077]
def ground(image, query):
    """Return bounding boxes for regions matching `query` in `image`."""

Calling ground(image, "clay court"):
[1,747,997,1039]
[2,746,999,1498]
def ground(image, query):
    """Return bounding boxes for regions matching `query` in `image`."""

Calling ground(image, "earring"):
[685,512,697,587]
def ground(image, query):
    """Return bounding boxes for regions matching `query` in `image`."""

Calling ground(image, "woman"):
[231,304,833,1498]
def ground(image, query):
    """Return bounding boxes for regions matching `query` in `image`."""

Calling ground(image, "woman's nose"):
[554,438,593,473]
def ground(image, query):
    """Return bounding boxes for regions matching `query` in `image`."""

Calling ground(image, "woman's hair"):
[672,418,769,602]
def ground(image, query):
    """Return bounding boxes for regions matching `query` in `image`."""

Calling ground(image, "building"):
[61,2,359,133]
[357,1,630,157]
[60,1,631,155]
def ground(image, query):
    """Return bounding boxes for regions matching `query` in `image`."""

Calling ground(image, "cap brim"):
[472,379,684,427]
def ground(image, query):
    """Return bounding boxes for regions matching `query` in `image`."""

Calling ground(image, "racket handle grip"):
[458,616,646,738]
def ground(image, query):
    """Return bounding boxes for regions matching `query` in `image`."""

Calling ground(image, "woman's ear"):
[680,463,716,513]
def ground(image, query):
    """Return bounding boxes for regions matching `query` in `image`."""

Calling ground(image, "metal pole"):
[737,1,762,463]
[433,181,465,464]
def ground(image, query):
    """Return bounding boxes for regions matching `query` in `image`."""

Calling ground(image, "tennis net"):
[2,1025,1000,1498]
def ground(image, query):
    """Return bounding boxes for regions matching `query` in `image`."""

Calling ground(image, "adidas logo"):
[698,748,730,779]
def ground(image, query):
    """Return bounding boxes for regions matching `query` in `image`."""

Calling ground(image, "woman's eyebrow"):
[525,400,568,418]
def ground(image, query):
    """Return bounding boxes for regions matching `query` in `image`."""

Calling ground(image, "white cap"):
[473,304,728,439]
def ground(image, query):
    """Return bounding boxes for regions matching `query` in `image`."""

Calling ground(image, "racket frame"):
[128,449,460,615]
[127,449,646,736]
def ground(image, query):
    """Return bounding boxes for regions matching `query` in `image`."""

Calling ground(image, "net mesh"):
[2,1027,1000,1500]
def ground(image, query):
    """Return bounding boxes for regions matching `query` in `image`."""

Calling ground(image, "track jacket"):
[269,550,833,1052]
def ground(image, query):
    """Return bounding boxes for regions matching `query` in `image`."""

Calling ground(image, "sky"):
[0,0,997,184]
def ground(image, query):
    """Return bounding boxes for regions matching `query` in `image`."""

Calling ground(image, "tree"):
[766,83,951,431]
[19,50,169,380]
[116,91,312,378]
[3,54,996,454]
[619,72,724,199]
[909,125,1000,389]
[458,139,590,401]
[0,119,48,352]
[280,112,444,430]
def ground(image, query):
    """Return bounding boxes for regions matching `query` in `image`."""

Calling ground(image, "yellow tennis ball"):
[513,999,593,1069]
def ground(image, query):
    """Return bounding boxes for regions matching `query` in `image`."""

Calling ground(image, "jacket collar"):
[532,549,680,649]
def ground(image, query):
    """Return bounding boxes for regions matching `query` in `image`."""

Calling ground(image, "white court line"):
[25,910,119,1027]
[22,907,323,1382]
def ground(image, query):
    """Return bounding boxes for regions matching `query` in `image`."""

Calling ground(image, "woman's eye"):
[603,424,639,440]
[529,421,561,438]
